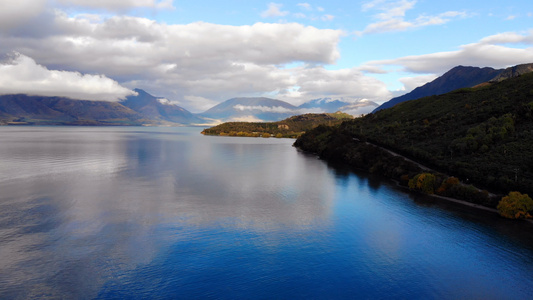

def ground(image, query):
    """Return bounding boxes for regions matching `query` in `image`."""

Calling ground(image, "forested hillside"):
[295,72,533,207]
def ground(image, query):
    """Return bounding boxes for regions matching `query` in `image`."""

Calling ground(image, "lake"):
[0,126,532,299]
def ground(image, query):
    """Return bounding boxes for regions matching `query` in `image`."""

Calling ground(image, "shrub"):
[497,191,533,219]
[436,177,460,195]
[408,173,436,194]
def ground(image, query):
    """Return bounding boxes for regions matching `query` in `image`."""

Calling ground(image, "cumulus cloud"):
[261,3,289,18]
[1,9,353,111]
[55,0,175,11]
[357,0,467,35]
[287,66,392,102]
[0,52,136,101]
[365,31,533,74]
[0,0,47,31]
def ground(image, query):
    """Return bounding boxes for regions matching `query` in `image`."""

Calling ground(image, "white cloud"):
[232,102,378,117]
[261,3,289,18]
[365,31,533,74]
[294,3,334,22]
[183,95,219,112]
[506,15,516,21]
[398,74,437,92]
[234,105,294,113]
[228,115,264,122]
[284,66,392,104]
[339,100,380,116]
[0,0,47,31]
[298,3,312,10]
[357,0,467,35]
[322,15,335,21]
[1,10,350,111]
[0,52,136,101]
[155,0,175,10]
[55,0,175,11]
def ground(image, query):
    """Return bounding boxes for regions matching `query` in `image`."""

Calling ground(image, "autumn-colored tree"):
[408,173,436,194]
[497,191,533,219]
[436,177,460,195]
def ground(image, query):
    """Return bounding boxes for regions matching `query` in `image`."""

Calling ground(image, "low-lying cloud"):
[0,52,137,101]
[234,105,295,114]
[233,98,379,116]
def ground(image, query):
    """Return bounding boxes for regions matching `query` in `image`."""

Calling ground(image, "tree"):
[497,191,533,219]
[408,173,436,194]
[436,177,459,195]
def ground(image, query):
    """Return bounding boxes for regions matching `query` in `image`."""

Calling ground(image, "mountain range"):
[122,89,204,125]
[372,66,503,112]
[0,93,378,125]
[200,97,297,122]
[1,63,532,125]
[372,63,533,113]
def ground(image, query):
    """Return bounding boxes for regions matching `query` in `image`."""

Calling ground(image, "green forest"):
[201,112,353,138]
[295,73,533,218]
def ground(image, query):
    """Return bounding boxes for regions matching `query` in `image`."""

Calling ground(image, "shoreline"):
[294,142,533,223]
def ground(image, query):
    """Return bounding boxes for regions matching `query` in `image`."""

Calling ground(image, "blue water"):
[0,126,532,299]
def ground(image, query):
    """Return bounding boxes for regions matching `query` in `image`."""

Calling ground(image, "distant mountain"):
[0,89,203,126]
[298,98,379,115]
[298,98,351,111]
[372,65,503,113]
[490,63,533,83]
[122,89,204,124]
[0,94,145,125]
[200,97,297,122]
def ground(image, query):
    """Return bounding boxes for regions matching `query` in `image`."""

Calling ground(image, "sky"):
[0,0,532,113]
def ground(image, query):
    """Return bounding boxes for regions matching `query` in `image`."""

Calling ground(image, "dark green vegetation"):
[295,72,533,211]
[201,112,353,138]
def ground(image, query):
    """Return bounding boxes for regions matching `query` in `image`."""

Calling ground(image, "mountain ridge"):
[121,89,204,124]
[372,65,503,113]
[199,97,298,122]
[0,89,202,125]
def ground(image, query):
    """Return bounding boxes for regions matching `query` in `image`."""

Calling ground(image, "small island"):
[201,112,353,138]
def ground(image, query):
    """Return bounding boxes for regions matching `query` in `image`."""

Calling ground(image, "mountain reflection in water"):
[0,126,532,299]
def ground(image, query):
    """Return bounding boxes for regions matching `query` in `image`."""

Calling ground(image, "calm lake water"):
[1,126,533,299]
